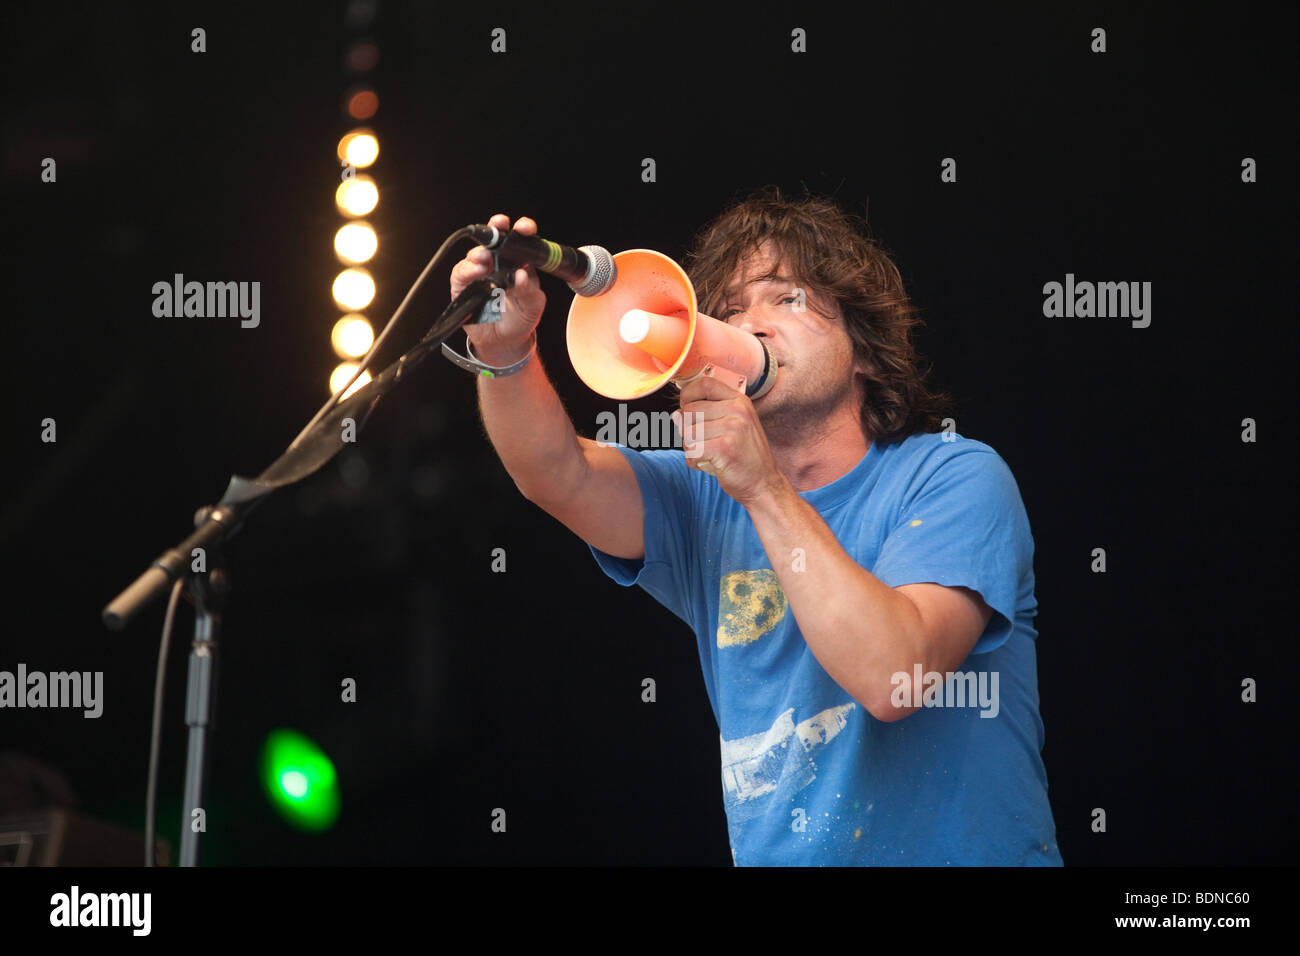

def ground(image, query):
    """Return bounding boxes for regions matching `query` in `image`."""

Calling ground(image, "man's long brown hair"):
[683,186,954,446]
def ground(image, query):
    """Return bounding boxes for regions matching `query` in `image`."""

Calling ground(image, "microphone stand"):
[103,254,517,865]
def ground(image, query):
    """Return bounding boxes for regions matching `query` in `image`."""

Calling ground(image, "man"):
[449,188,1062,865]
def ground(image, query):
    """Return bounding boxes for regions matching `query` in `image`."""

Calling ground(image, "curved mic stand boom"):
[102,249,517,866]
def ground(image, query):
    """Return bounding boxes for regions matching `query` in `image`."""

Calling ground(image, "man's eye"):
[780,296,797,305]
[721,309,740,319]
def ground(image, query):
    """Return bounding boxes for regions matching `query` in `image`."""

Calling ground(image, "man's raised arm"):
[451,213,644,561]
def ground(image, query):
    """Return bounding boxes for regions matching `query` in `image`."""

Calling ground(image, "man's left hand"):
[673,370,786,507]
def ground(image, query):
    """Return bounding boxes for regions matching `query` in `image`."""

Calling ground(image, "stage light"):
[332,11,382,419]
[261,729,340,831]
[330,361,372,398]
[335,176,378,216]
[344,40,380,74]
[337,130,379,168]
[332,267,374,310]
[346,88,379,121]
[334,222,377,263]
[331,314,374,358]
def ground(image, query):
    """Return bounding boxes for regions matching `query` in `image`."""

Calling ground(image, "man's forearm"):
[743,477,927,719]
[474,344,586,502]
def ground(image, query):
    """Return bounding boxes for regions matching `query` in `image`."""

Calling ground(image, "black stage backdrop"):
[2,0,1295,871]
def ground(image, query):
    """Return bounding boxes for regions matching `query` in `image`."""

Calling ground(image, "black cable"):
[289,225,475,449]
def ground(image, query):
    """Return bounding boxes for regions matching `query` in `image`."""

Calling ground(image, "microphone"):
[467,224,617,297]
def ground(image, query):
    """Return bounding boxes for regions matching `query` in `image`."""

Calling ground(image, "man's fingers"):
[679,377,749,420]
[450,248,494,292]
[677,400,734,422]
[678,373,743,406]
[486,214,538,235]
[679,417,740,448]
[455,214,541,304]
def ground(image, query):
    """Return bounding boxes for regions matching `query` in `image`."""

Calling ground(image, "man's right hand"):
[449,213,547,366]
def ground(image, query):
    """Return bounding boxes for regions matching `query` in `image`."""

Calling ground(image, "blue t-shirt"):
[588,430,1063,866]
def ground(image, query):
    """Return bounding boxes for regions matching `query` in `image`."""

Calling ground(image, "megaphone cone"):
[566,249,778,401]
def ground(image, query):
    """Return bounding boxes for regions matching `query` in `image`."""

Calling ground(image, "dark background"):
[2,1,1295,865]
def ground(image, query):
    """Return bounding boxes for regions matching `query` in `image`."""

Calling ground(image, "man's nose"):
[733,310,774,339]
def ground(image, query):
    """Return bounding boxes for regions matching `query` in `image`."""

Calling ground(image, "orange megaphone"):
[566,249,778,401]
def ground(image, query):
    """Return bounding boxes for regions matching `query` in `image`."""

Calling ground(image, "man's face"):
[714,241,865,440]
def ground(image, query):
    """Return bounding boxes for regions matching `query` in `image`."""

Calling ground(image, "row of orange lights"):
[328,65,382,396]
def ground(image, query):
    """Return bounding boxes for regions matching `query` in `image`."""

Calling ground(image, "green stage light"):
[261,729,340,831]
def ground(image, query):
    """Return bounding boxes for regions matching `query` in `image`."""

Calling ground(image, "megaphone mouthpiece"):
[619,310,650,344]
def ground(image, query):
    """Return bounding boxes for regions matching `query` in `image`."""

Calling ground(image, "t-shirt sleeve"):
[869,444,1034,655]
[587,444,700,633]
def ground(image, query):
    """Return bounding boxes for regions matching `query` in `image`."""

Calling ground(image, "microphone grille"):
[572,245,617,297]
